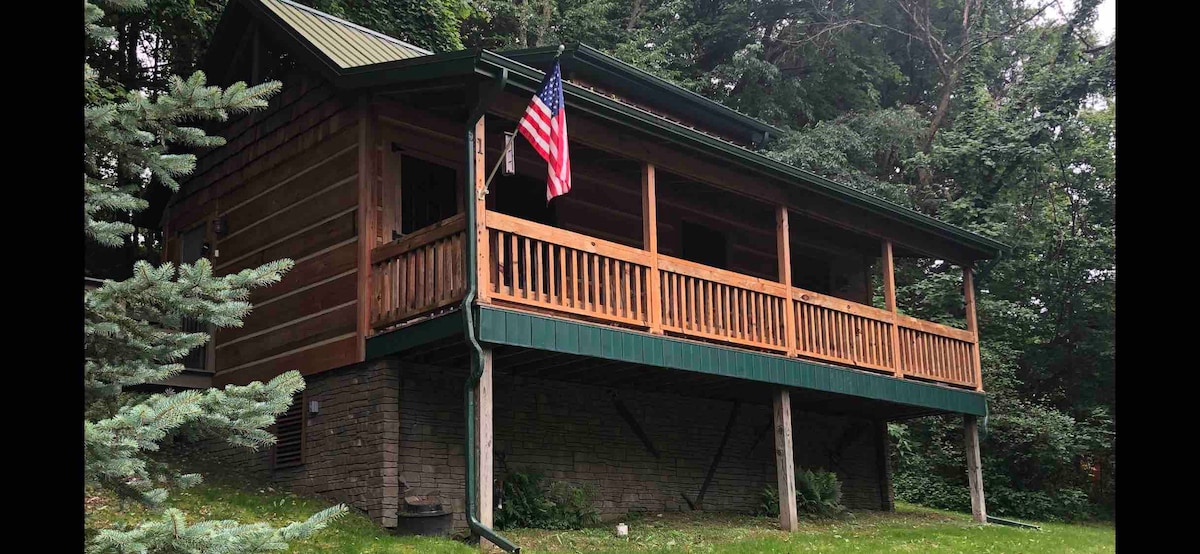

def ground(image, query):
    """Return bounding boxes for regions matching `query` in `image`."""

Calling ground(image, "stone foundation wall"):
[180,357,892,529]
[174,358,402,527]
[397,362,890,528]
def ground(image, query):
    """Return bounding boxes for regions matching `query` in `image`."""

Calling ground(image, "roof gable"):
[258,0,429,68]
[205,0,429,79]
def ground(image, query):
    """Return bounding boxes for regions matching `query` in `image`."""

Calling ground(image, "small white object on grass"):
[616,523,629,537]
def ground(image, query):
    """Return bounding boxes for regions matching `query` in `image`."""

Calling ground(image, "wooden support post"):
[642,163,662,333]
[772,389,798,532]
[963,265,983,391]
[355,97,375,360]
[882,240,902,377]
[776,206,796,356]
[475,117,490,303]
[380,127,402,244]
[475,348,495,533]
[876,419,895,511]
[964,414,986,523]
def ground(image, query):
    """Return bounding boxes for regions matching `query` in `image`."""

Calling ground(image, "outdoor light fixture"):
[212,216,228,236]
[308,400,319,415]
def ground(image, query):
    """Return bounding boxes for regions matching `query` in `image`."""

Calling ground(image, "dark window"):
[272,396,305,469]
[401,155,458,234]
[492,173,557,295]
[791,251,832,294]
[493,173,556,226]
[178,224,208,370]
[680,221,727,269]
[179,224,206,264]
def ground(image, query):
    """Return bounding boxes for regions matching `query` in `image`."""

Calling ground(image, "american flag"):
[517,60,571,202]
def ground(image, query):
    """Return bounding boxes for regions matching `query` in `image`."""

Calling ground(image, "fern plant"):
[495,470,598,530]
[757,467,847,519]
[796,468,845,517]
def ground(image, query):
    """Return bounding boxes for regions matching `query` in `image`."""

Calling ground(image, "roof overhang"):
[500,44,784,148]
[338,51,1009,260]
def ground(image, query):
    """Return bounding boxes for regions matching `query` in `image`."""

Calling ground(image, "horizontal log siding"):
[165,71,362,387]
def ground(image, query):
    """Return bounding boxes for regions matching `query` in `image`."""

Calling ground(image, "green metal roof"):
[255,0,429,68]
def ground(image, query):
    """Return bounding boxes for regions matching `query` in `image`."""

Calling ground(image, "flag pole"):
[480,45,566,200]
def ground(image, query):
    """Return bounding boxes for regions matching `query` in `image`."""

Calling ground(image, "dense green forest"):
[87,0,1114,521]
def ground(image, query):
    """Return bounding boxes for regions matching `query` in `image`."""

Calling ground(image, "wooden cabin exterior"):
[164,0,1000,543]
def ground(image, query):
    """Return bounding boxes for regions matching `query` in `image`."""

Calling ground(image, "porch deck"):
[368,210,981,391]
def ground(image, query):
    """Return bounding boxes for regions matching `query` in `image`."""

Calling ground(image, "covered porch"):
[366,106,987,392]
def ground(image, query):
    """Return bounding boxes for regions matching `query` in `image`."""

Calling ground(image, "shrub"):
[757,483,780,517]
[757,468,846,519]
[796,468,845,517]
[495,470,599,530]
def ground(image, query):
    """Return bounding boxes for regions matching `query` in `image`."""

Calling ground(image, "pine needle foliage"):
[84,1,345,551]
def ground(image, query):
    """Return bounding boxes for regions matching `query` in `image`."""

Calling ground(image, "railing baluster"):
[633,265,643,321]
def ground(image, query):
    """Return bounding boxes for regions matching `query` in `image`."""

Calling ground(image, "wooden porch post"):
[642,163,662,334]
[773,389,798,531]
[776,207,796,356]
[475,348,495,532]
[355,97,376,360]
[882,240,902,377]
[964,414,987,523]
[963,265,983,391]
[475,117,490,303]
[876,418,895,511]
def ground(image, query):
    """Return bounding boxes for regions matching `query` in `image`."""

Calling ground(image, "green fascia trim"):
[365,310,465,359]
[500,44,783,143]
[477,306,987,416]
[337,49,487,89]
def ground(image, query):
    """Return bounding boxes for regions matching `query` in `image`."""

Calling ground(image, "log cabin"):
[163,0,1002,547]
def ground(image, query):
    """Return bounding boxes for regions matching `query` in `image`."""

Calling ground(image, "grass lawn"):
[86,478,1113,553]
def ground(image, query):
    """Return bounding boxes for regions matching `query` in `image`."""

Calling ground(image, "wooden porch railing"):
[484,212,651,328]
[370,211,981,389]
[369,213,467,330]
[658,256,789,352]
[792,290,896,374]
[789,289,977,385]
[897,321,977,387]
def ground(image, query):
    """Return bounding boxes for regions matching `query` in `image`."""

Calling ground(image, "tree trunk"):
[627,0,643,30]
[923,68,960,153]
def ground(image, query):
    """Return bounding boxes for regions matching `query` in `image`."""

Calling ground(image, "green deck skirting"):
[366,307,987,416]
[365,310,466,359]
